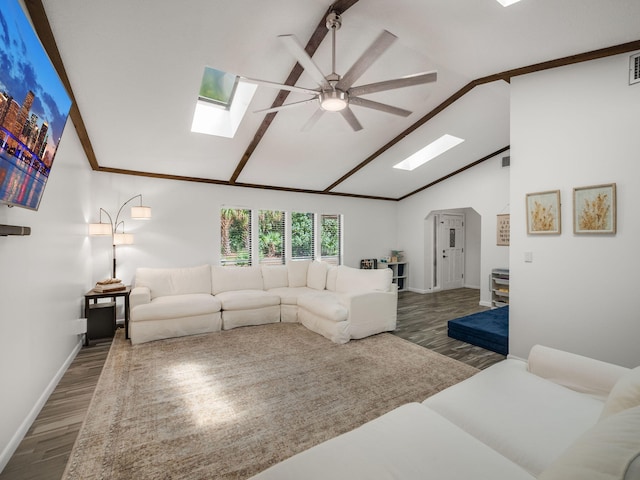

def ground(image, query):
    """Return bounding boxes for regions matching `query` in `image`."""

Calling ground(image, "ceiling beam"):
[25,0,99,170]
[398,146,511,201]
[324,39,640,192]
[96,165,396,202]
[22,1,640,201]
[228,0,360,184]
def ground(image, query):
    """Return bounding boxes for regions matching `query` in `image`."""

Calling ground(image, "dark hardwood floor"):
[393,288,506,370]
[1,287,504,479]
[0,341,111,480]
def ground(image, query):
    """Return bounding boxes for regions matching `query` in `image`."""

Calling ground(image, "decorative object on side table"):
[573,183,616,234]
[88,194,152,278]
[93,277,126,293]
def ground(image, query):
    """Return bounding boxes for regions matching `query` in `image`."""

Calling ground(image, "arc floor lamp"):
[89,194,151,278]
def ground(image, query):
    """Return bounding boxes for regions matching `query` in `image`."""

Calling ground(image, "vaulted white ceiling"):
[35,0,640,200]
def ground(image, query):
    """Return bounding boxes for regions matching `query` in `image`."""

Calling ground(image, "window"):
[291,212,314,261]
[219,209,342,266]
[220,208,251,266]
[320,214,342,266]
[258,210,285,265]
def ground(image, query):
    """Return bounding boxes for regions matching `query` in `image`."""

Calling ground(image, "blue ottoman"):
[447,306,509,355]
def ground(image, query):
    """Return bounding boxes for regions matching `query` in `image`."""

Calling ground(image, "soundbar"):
[0,224,31,236]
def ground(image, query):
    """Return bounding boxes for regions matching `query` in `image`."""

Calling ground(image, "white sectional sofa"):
[250,345,640,480]
[129,260,396,345]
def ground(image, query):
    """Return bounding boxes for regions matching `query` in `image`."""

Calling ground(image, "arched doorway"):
[424,208,481,292]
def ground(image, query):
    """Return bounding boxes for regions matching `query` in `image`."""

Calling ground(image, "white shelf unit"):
[491,268,509,308]
[386,262,408,292]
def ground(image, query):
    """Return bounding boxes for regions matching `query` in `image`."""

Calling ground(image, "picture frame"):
[496,214,510,246]
[526,190,561,234]
[573,183,616,234]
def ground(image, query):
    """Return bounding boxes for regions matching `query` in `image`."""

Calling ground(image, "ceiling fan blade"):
[301,108,325,132]
[349,97,412,117]
[349,71,437,96]
[335,30,397,91]
[339,107,363,132]
[242,76,318,96]
[254,97,318,115]
[279,34,331,89]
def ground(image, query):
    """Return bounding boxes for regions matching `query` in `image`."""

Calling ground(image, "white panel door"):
[439,214,465,290]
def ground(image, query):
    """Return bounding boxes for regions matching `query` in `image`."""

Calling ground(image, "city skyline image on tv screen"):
[0,0,72,210]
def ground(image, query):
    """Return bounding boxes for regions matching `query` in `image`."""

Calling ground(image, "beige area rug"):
[63,323,478,480]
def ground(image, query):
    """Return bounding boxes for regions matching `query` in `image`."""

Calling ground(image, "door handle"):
[443,255,448,258]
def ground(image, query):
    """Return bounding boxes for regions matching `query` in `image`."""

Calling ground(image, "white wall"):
[1,138,398,469]
[510,52,640,367]
[87,173,399,287]
[0,122,92,470]
[396,152,510,304]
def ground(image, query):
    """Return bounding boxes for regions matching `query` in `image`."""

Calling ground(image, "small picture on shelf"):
[360,259,377,269]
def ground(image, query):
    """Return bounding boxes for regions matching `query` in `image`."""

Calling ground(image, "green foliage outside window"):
[321,215,341,265]
[221,208,250,265]
[259,210,284,264]
[291,212,314,259]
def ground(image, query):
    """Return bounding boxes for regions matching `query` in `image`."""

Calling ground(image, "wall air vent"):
[630,53,640,85]
[502,156,510,167]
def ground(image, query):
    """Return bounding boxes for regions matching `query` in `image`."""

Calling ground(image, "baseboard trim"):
[406,287,429,294]
[479,300,493,308]
[0,337,83,473]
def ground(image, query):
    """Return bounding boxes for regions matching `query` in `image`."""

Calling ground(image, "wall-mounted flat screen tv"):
[0,0,72,210]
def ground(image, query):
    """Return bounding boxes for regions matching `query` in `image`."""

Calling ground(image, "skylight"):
[393,134,464,171]
[496,0,522,6]
[198,67,239,108]
[191,67,257,138]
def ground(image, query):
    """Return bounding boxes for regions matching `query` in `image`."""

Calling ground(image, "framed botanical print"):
[526,190,561,234]
[573,183,616,234]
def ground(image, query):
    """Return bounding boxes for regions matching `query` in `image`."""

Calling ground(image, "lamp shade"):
[131,206,152,219]
[89,222,112,236]
[113,233,134,245]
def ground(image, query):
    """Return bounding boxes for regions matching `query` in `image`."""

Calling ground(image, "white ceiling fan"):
[243,11,437,132]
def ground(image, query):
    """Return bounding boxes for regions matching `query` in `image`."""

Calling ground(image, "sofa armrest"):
[528,344,630,400]
[130,286,151,311]
[340,290,398,339]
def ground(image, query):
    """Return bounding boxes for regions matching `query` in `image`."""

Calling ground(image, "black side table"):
[84,286,131,346]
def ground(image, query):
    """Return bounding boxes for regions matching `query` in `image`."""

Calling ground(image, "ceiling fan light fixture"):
[319,90,348,112]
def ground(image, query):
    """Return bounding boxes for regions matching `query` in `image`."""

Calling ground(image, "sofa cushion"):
[135,265,212,299]
[600,366,640,419]
[261,265,289,290]
[298,292,348,322]
[424,358,605,476]
[267,287,315,305]
[335,265,392,293]
[215,290,280,311]
[307,261,328,290]
[131,293,221,322]
[287,260,311,287]
[211,266,263,294]
[250,403,534,480]
[326,266,338,292]
[528,344,630,401]
[539,405,640,480]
